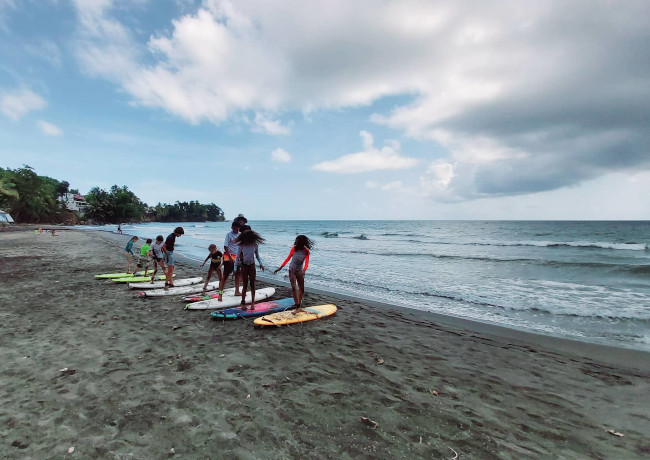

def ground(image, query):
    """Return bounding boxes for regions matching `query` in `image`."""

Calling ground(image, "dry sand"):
[1,228,649,459]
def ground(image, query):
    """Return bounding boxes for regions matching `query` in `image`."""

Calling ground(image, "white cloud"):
[71,0,650,199]
[38,120,63,136]
[0,88,47,120]
[253,112,290,135]
[271,148,291,163]
[313,131,418,174]
[419,160,455,196]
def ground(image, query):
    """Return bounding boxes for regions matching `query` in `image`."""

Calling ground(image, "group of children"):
[200,217,313,313]
[123,226,185,288]
[122,218,313,313]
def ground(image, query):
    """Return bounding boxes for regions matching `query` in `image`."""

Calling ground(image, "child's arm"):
[201,254,211,267]
[303,249,310,272]
[273,247,295,274]
[255,247,264,271]
[235,246,243,271]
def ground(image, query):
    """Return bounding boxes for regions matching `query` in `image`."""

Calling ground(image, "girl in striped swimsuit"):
[274,235,313,314]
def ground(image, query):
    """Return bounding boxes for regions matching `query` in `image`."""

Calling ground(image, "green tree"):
[84,185,147,223]
[0,173,19,210]
[0,165,70,223]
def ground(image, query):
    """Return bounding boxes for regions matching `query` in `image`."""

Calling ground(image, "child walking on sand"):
[149,235,167,282]
[274,235,313,313]
[236,229,265,310]
[200,244,223,295]
[124,236,138,274]
[136,238,152,276]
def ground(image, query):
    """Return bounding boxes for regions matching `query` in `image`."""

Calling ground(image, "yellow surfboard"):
[254,304,337,327]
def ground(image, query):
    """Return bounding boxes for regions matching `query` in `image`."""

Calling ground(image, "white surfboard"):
[137,281,220,297]
[182,287,237,302]
[185,287,276,310]
[127,277,202,290]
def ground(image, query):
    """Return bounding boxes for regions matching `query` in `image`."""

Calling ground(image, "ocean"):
[80,220,650,351]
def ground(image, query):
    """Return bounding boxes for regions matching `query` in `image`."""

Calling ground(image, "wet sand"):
[1,228,649,459]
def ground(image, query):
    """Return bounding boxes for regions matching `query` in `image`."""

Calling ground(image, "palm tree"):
[0,177,19,206]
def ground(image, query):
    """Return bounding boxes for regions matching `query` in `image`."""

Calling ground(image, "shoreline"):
[91,226,650,371]
[1,228,649,458]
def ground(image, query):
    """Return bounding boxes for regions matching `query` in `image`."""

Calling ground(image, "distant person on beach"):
[50,229,58,236]
[200,244,223,295]
[236,228,265,310]
[274,235,313,313]
[117,223,122,234]
[164,227,184,288]
[124,235,138,273]
[218,222,242,301]
[137,238,152,276]
[149,235,167,282]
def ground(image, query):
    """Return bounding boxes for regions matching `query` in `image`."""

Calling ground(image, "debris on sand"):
[447,445,459,459]
[361,416,378,429]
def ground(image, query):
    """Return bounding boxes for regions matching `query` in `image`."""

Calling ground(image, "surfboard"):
[183,287,236,302]
[185,287,276,310]
[95,272,165,279]
[112,274,174,283]
[127,276,202,290]
[137,280,220,297]
[253,304,337,327]
[211,297,295,320]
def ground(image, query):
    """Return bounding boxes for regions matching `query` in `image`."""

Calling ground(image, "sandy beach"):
[1,228,649,459]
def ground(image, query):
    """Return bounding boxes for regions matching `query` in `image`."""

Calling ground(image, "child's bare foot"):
[218,293,223,301]
[235,291,242,296]
[250,304,255,310]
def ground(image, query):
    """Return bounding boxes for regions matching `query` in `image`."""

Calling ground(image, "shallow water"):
[79,220,650,350]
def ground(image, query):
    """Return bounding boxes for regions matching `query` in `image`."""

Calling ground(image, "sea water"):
[82,221,650,351]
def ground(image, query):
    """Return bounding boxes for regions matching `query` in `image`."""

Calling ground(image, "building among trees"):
[60,193,89,214]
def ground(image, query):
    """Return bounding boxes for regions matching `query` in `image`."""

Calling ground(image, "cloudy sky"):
[1,0,649,219]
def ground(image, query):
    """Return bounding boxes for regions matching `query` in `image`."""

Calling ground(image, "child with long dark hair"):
[236,229,266,310]
[274,235,313,313]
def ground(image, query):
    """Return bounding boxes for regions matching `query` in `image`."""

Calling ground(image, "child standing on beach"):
[137,238,152,276]
[274,235,313,313]
[149,235,167,282]
[200,244,223,295]
[218,222,242,301]
[164,227,184,288]
[236,229,265,310]
[124,235,138,274]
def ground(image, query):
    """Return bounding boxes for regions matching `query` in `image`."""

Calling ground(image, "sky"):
[1,0,649,220]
